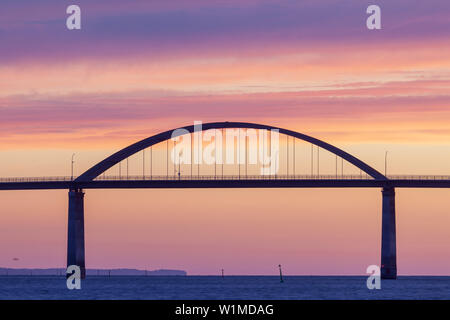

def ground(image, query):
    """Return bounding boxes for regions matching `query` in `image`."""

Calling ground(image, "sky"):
[0,0,449,275]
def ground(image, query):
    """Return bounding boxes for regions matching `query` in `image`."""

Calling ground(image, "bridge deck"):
[0,175,450,190]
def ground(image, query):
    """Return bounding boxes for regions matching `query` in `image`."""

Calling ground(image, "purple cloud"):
[1,78,449,136]
[1,0,449,64]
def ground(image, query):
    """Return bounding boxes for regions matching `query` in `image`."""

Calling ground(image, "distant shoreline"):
[0,267,187,276]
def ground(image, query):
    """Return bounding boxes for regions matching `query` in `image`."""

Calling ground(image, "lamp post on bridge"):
[385,151,388,177]
[71,153,75,181]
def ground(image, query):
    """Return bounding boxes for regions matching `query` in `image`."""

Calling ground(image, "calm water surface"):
[1,276,449,300]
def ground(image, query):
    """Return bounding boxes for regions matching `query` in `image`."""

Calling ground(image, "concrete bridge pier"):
[67,188,86,279]
[381,186,397,279]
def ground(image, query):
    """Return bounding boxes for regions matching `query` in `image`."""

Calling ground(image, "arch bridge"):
[1,122,450,279]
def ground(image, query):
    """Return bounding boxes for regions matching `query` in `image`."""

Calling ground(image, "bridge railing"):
[0,176,74,183]
[0,174,371,182]
[93,174,448,181]
[1,175,450,183]
[387,175,450,180]
[93,174,373,181]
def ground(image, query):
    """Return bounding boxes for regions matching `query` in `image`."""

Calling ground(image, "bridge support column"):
[67,188,86,279]
[381,187,397,279]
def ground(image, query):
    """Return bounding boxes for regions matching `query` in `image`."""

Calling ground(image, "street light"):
[71,153,75,181]
[385,151,388,177]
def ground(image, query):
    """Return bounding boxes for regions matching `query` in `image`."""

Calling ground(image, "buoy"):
[278,264,284,283]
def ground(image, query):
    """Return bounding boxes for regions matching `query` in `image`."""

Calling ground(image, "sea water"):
[0,276,449,300]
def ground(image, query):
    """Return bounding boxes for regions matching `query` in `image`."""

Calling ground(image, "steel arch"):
[75,122,387,182]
